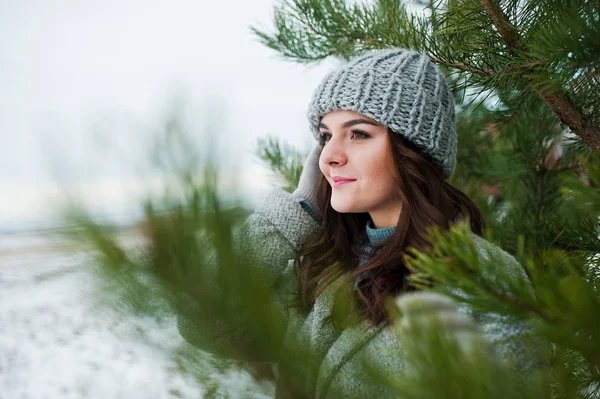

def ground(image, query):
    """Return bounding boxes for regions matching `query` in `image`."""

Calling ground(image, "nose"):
[319,135,348,167]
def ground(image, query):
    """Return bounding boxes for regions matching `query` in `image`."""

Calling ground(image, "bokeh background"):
[0,2,340,398]
[0,0,345,231]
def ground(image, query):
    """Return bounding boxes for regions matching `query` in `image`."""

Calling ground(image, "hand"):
[394,291,489,356]
[293,144,323,217]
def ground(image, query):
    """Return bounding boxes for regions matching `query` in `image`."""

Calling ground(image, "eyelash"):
[318,129,370,145]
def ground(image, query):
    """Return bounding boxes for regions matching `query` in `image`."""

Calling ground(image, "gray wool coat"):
[178,187,540,398]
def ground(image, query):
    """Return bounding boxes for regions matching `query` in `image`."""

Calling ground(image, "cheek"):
[360,140,393,174]
[364,158,392,183]
[362,156,397,194]
[319,159,327,176]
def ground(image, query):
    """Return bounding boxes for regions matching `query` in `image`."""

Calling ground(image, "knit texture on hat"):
[308,48,457,178]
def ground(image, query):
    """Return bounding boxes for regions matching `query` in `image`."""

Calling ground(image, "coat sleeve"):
[176,187,321,361]
[315,322,404,399]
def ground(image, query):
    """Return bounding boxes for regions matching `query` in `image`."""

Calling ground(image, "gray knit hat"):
[308,48,457,178]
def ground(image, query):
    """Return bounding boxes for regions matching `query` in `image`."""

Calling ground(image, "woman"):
[178,48,534,398]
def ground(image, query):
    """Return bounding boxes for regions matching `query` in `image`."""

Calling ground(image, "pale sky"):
[0,0,338,228]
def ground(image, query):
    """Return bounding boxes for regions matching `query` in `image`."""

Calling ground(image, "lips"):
[332,176,356,188]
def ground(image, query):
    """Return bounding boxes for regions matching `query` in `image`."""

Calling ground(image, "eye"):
[319,132,332,145]
[350,130,370,139]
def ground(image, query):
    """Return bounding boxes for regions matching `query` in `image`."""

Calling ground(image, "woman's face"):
[318,110,402,228]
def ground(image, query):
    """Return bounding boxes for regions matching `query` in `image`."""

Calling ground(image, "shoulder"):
[463,233,546,378]
[469,232,529,283]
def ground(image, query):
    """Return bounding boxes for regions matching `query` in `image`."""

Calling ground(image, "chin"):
[330,198,364,214]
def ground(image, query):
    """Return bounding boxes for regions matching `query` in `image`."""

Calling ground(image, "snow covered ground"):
[0,230,274,399]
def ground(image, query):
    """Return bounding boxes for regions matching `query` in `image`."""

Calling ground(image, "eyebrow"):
[318,119,380,130]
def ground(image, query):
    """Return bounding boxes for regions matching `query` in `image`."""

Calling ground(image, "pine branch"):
[429,55,494,76]
[537,88,600,155]
[479,0,525,54]
[480,0,600,155]
[254,136,305,192]
[253,0,600,155]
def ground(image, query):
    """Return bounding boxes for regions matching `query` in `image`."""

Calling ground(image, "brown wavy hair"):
[295,129,485,328]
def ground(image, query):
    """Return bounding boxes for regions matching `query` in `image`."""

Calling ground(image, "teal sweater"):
[352,220,395,289]
[178,188,540,398]
[364,219,396,244]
